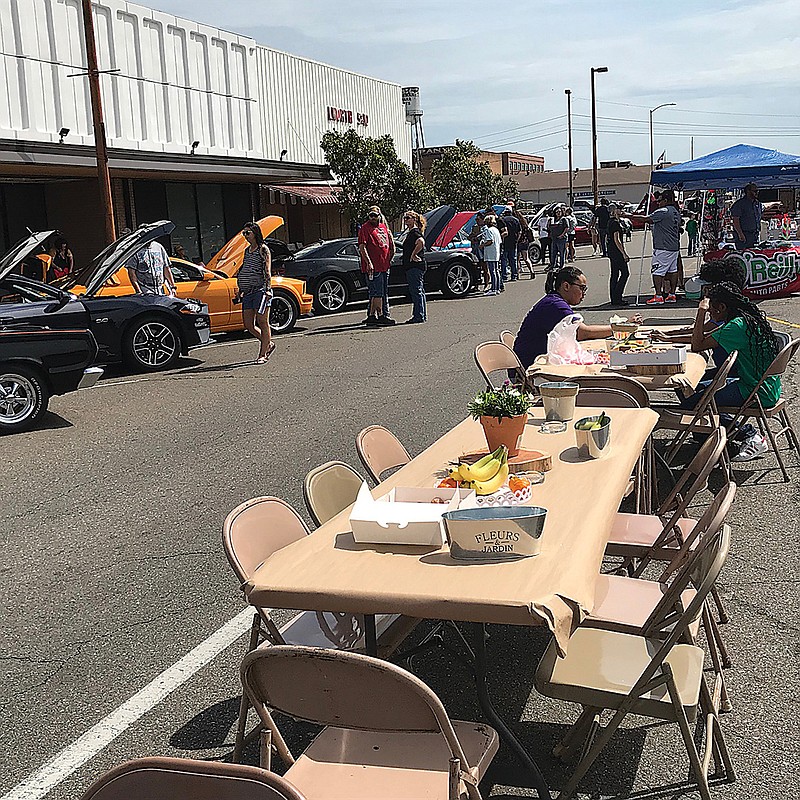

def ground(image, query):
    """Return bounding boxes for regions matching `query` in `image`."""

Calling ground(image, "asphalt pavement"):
[2,232,798,799]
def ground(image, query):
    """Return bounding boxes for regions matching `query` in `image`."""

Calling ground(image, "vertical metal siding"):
[0,0,411,165]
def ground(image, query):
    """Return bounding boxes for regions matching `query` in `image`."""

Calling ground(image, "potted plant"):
[468,381,535,457]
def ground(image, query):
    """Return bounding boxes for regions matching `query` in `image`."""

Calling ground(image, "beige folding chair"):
[575,387,639,408]
[356,425,411,484]
[499,329,516,350]
[589,482,737,709]
[474,341,527,389]
[80,757,306,800]
[223,497,408,761]
[716,336,800,481]
[303,460,363,526]
[535,372,651,409]
[241,645,499,800]
[657,350,737,469]
[536,525,735,800]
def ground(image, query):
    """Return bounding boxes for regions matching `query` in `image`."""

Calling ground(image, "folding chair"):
[535,372,651,409]
[303,460,363,526]
[536,525,735,800]
[716,336,800,481]
[657,350,738,470]
[223,497,409,761]
[355,425,411,484]
[241,645,499,800]
[499,329,516,350]
[80,757,306,800]
[575,387,639,408]
[474,341,527,389]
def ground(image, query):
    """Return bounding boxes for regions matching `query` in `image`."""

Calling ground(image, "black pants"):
[598,228,608,256]
[609,252,629,304]
[539,236,550,264]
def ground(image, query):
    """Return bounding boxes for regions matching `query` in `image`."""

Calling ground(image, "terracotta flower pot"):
[480,414,527,457]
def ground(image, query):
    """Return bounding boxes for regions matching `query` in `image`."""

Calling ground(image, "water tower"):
[402,87,425,164]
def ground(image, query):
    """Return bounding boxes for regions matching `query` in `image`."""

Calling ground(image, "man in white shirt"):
[128,240,176,296]
[480,215,503,295]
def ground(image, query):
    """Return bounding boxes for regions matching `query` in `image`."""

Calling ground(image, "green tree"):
[430,140,519,210]
[320,129,436,223]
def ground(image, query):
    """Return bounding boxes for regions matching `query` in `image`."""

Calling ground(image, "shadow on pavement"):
[170,697,240,750]
[32,411,74,432]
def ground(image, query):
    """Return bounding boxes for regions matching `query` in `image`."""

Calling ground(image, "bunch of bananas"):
[449,445,509,496]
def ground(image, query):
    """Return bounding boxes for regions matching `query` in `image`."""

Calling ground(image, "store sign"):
[574,190,616,198]
[327,107,368,127]
[706,248,800,299]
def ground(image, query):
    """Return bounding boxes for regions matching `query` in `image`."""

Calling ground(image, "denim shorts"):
[367,271,389,298]
[240,287,271,313]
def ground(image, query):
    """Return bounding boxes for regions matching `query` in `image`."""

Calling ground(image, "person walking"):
[628,189,682,305]
[515,210,533,276]
[686,213,699,256]
[589,216,600,255]
[606,203,630,306]
[358,205,396,326]
[499,206,520,282]
[127,239,177,297]
[401,210,427,324]
[548,206,568,271]
[593,198,611,257]
[536,212,551,265]
[480,214,502,295]
[236,221,274,363]
[564,206,577,262]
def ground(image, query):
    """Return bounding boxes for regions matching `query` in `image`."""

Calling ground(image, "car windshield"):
[293,242,330,259]
[0,277,62,303]
[59,237,126,291]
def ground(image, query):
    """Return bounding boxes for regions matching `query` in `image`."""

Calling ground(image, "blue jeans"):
[406,267,426,321]
[550,238,566,270]
[680,377,756,441]
[486,261,500,293]
[501,247,518,280]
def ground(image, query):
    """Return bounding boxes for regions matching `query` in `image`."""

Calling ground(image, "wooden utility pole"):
[565,89,573,206]
[80,0,116,244]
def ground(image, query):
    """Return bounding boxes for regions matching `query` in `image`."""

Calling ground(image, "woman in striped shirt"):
[237,222,275,363]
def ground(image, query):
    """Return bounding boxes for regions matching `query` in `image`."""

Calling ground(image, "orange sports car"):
[97,217,312,334]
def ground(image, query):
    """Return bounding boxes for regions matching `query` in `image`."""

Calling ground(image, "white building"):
[0,0,411,260]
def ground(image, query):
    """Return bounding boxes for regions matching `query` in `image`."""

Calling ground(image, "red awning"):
[265,184,340,205]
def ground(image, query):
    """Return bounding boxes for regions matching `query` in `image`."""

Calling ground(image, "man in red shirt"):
[358,205,396,326]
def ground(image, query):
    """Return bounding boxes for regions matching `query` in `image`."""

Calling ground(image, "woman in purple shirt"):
[513,266,632,369]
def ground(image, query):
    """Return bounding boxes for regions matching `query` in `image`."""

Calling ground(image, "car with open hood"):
[95,216,312,335]
[0,323,102,434]
[0,222,211,372]
[274,206,479,314]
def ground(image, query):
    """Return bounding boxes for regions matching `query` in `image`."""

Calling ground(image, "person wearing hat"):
[730,183,762,251]
[358,205,396,326]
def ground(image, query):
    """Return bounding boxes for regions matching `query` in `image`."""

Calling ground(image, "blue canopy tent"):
[650,143,800,190]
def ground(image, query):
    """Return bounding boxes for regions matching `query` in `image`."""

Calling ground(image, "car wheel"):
[270,290,300,334]
[440,260,473,298]
[313,275,349,313]
[123,315,181,372]
[0,366,49,434]
[528,243,541,264]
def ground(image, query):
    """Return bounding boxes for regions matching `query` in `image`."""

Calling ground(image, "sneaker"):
[646,295,665,305]
[377,316,396,326]
[665,294,677,303]
[731,434,769,462]
[404,317,424,324]
[483,288,495,295]
[365,316,380,327]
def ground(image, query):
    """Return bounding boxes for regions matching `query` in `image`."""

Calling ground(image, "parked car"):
[0,324,102,433]
[274,206,479,314]
[96,217,313,335]
[0,223,211,372]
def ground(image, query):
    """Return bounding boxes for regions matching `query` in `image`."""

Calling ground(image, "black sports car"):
[273,206,478,313]
[0,223,211,371]
[0,324,103,433]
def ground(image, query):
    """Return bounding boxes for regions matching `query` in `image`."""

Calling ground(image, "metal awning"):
[0,139,332,184]
[265,184,340,205]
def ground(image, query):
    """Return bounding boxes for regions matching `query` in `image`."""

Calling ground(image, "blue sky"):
[156,0,800,170]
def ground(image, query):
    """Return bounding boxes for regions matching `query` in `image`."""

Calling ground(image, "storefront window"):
[165,183,199,261]
[196,183,225,261]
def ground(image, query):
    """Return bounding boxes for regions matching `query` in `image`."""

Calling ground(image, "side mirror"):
[200,271,216,282]
[45,293,71,313]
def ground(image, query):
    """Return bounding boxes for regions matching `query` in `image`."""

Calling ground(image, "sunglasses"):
[241,229,253,236]
[570,282,588,294]
[368,213,380,218]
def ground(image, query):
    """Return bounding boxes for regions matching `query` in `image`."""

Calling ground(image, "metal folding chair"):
[474,341,527,389]
[355,425,411,484]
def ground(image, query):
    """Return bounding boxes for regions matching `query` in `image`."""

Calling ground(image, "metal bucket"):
[539,382,579,422]
[574,415,612,459]
[442,505,547,562]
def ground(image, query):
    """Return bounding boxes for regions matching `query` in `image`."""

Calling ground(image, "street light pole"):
[649,102,676,175]
[590,66,608,208]
[80,0,115,245]
[565,88,573,206]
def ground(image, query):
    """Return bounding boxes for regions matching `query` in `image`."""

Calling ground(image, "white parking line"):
[1,608,252,800]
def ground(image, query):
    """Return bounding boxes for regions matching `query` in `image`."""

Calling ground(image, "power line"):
[573,112,800,132]
[482,127,568,151]
[471,114,566,142]
[573,125,800,138]
[573,96,800,120]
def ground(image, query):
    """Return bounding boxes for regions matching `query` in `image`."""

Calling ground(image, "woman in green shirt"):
[682,281,781,461]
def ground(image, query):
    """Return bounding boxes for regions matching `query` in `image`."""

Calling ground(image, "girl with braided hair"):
[681,280,781,461]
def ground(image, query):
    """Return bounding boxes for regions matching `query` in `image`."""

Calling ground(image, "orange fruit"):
[508,475,530,493]
[437,477,459,489]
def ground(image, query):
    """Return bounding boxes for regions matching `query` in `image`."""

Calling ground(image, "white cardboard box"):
[609,343,687,368]
[349,482,477,546]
